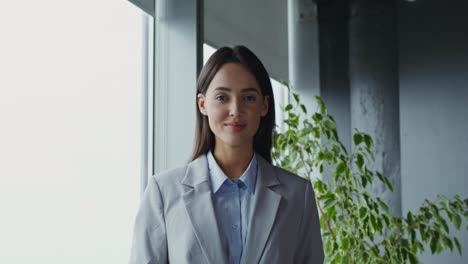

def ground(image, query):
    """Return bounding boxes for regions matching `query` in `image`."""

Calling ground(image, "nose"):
[229,97,243,117]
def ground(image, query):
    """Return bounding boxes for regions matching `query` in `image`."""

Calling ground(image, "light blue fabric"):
[207,151,257,264]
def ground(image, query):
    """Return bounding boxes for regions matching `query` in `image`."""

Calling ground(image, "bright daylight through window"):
[0,1,143,263]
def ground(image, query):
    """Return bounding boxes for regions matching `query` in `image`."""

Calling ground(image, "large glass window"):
[0,1,143,263]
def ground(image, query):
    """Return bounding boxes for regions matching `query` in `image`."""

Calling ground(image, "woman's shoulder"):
[151,163,189,187]
[265,163,314,203]
[261,158,310,188]
[256,154,309,187]
[273,165,309,185]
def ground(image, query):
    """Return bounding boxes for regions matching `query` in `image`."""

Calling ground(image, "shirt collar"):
[207,150,257,195]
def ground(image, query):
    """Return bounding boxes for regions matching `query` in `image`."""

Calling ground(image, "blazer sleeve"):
[129,176,168,264]
[295,180,324,264]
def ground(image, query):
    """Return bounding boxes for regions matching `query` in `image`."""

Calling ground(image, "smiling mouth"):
[225,123,246,131]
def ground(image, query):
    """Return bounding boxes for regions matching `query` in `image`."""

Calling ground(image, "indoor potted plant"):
[272,83,468,264]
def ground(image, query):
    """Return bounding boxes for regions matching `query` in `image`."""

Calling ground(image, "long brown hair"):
[191,45,276,163]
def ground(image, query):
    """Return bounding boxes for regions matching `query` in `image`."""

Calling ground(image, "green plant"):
[272,83,468,264]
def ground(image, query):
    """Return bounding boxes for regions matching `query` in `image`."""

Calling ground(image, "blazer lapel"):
[241,155,282,264]
[182,155,228,264]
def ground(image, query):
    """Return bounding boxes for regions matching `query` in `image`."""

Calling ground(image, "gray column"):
[154,0,203,174]
[140,14,151,196]
[128,0,155,17]
[288,0,321,113]
[349,0,401,216]
[316,0,351,153]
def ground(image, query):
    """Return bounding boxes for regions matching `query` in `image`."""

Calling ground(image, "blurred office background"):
[0,0,466,263]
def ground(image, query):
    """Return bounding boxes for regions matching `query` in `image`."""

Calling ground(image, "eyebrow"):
[213,87,260,94]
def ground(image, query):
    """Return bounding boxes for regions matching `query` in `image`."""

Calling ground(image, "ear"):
[197,93,207,115]
[261,95,269,117]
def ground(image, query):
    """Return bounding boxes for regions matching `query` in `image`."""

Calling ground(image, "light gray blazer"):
[129,154,324,264]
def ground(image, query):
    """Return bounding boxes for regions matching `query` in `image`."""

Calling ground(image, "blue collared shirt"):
[207,151,257,264]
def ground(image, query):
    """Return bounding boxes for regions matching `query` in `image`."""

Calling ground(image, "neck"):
[213,145,254,180]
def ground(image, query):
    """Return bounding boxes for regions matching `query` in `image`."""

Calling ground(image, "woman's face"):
[197,63,269,150]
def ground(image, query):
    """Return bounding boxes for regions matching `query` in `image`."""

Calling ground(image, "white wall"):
[0,1,141,263]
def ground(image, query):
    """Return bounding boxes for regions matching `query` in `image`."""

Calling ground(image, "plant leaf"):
[439,218,450,233]
[430,237,437,254]
[382,174,394,192]
[293,93,300,103]
[454,237,462,255]
[314,96,326,114]
[454,213,462,230]
[353,133,363,146]
[408,251,418,264]
[356,153,364,170]
[300,104,307,114]
[341,237,350,251]
[336,162,346,176]
[364,134,373,149]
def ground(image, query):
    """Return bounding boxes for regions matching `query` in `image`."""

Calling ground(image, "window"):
[0,1,143,262]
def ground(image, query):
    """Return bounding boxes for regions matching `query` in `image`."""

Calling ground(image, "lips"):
[225,122,246,131]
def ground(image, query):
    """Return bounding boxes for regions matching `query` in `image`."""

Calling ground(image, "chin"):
[220,137,251,148]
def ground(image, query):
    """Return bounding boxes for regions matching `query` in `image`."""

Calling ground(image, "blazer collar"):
[255,153,281,186]
[181,153,280,187]
[181,153,282,264]
[207,150,258,195]
[181,154,210,187]
[241,154,282,264]
[181,154,227,264]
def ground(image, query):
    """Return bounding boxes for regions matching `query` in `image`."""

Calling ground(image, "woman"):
[129,46,324,264]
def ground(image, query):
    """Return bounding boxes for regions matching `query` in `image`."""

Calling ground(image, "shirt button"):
[232,224,238,230]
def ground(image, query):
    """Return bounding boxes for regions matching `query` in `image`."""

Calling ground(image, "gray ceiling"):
[204,0,289,81]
